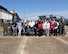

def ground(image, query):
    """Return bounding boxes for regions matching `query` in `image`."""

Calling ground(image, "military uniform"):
[59,21,66,36]
[8,22,13,35]
[3,21,8,36]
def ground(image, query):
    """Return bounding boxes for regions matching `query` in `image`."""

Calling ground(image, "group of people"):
[3,17,66,36]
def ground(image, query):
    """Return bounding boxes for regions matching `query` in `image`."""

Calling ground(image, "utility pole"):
[24,11,26,19]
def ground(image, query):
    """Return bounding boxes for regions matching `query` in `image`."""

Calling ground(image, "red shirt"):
[38,23,43,29]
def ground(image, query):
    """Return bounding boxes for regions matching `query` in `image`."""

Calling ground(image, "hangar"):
[0,5,21,27]
[0,5,13,26]
[0,5,12,20]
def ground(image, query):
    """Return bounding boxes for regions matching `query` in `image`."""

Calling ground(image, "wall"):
[0,9,12,20]
[0,9,12,27]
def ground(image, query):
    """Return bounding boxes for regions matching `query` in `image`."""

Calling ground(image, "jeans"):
[34,28,38,36]
[30,27,34,35]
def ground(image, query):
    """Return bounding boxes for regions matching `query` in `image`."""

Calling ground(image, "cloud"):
[46,11,68,18]
[19,10,68,19]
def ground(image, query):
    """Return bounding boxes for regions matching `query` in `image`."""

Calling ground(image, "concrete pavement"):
[0,35,68,54]
[0,36,26,54]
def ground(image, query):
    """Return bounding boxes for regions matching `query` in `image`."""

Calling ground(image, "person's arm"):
[2,22,4,28]
[12,25,14,29]
[57,22,59,26]
[12,23,14,29]
[64,22,66,30]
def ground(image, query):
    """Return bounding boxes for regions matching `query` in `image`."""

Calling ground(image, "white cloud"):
[46,11,68,18]
[19,10,68,19]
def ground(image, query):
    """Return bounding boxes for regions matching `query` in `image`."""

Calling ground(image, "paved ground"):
[0,35,68,54]
[0,36,24,54]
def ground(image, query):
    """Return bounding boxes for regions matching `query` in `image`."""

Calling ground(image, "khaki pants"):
[18,29,21,36]
[44,29,49,36]
[13,28,17,36]
[3,28,8,36]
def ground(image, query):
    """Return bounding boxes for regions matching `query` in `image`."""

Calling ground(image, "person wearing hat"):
[12,18,18,36]
[3,19,8,36]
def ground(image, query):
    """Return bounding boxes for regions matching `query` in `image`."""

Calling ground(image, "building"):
[0,5,13,26]
[0,5,21,27]
[0,5,12,20]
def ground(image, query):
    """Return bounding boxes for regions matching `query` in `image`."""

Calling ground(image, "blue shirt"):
[17,22,22,30]
[12,22,17,27]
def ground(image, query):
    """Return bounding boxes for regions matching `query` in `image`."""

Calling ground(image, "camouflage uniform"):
[3,21,8,36]
[59,21,66,36]
[8,22,13,35]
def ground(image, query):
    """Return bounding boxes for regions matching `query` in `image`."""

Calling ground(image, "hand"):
[8,27,10,29]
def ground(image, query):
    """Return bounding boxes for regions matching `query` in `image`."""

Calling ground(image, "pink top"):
[50,23,54,30]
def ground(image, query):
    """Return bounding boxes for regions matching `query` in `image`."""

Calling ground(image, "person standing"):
[59,18,66,36]
[50,19,55,36]
[8,20,13,35]
[21,20,25,36]
[34,20,38,36]
[12,19,18,36]
[54,20,59,36]
[46,20,50,36]
[17,20,22,36]
[52,17,59,36]
[3,19,8,36]
[28,20,35,36]
[43,19,47,36]
[38,21,43,36]
[54,21,59,36]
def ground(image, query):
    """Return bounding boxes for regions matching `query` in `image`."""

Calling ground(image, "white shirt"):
[43,22,50,30]
[54,21,59,29]
[28,21,35,27]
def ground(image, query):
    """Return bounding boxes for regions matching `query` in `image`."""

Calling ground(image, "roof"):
[0,5,12,14]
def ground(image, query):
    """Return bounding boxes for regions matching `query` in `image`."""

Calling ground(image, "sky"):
[0,0,68,19]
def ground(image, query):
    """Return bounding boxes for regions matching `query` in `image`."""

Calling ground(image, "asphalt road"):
[0,35,68,54]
